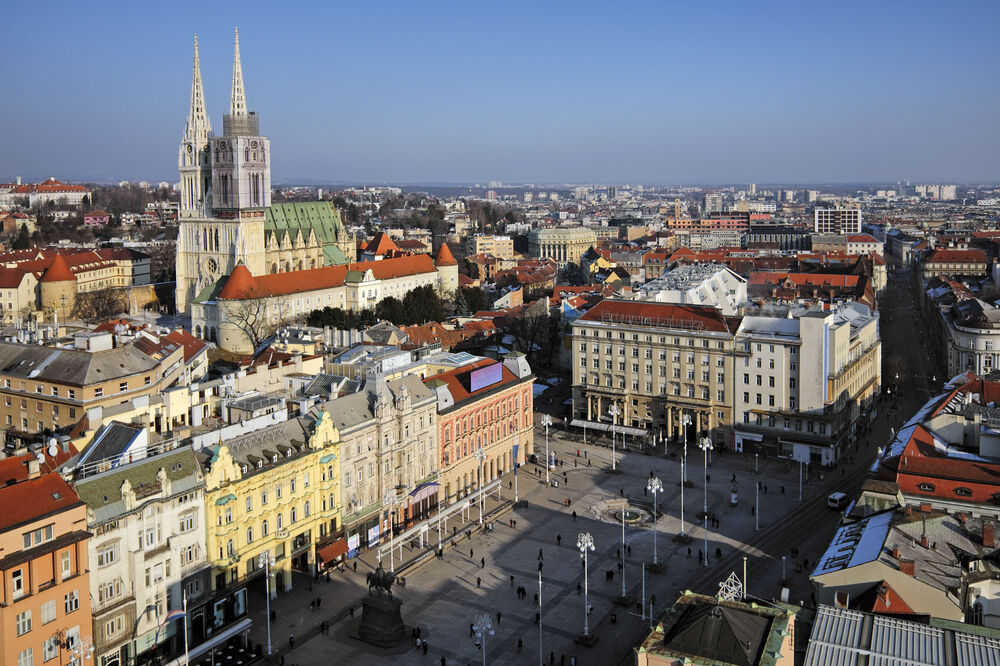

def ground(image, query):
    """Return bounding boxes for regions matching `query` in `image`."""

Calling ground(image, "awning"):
[409,482,439,503]
[570,419,649,437]
[317,539,348,563]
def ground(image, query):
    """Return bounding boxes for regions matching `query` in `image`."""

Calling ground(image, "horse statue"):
[366,564,396,598]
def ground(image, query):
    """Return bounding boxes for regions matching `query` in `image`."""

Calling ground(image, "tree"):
[223,285,290,351]
[454,288,470,317]
[72,288,130,323]
[495,273,521,292]
[12,224,30,250]
[458,286,487,314]
[375,297,406,325]
[402,285,443,324]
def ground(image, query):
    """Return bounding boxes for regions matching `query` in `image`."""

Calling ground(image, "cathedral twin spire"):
[185,28,249,136]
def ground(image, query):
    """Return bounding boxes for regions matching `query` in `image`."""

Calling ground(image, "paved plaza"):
[237,421,882,666]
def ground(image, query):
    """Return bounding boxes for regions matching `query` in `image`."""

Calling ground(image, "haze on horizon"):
[1,0,997,186]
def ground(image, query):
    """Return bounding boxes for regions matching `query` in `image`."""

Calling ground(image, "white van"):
[827,492,850,510]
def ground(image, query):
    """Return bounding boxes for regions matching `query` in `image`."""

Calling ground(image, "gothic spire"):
[230,27,248,117]
[185,34,211,138]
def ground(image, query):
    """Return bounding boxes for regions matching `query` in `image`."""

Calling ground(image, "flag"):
[162,608,186,624]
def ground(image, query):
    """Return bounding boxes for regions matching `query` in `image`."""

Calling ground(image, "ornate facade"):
[175,31,353,315]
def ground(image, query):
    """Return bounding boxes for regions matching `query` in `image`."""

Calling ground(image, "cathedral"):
[174,30,355,315]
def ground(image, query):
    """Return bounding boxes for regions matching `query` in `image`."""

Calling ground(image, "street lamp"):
[541,414,553,484]
[647,476,662,566]
[608,403,621,471]
[258,550,276,655]
[472,612,494,666]
[474,447,486,524]
[67,635,94,665]
[384,488,398,569]
[699,437,713,568]
[577,532,595,638]
[680,412,692,483]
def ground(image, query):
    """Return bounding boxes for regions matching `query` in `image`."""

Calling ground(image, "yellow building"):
[201,409,342,596]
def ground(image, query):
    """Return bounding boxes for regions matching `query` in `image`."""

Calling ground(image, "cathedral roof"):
[435,243,458,267]
[265,203,346,254]
[40,253,76,283]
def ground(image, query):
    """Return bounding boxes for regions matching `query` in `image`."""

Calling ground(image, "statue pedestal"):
[358,594,406,648]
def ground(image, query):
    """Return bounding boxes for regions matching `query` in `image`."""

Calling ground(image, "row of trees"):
[305,285,490,330]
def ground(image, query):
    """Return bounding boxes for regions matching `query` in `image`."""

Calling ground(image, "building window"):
[41,600,55,625]
[970,602,985,626]
[97,543,118,567]
[955,487,973,497]
[42,636,58,662]
[17,648,33,666]
[119,381,128,393]
[917,482,936,492]
[64,590,79,614]
[16,610,31,635]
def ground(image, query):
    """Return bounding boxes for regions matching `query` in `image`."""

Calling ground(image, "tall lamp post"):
[383,489,398,570]
[680,412,691,483]
[474,447,486,524]
[608,403,621,471]
[258,551,276,655]
[541,414,552,484]
[577,532,595,638]
[647,476,662,567]
[472,613,494,666]
[699,437,713,568]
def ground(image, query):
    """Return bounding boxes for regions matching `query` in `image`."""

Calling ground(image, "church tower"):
[176,29,268,315]
[178,35,212,218]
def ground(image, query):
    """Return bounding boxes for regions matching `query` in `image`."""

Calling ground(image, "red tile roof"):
[0,472,83,532]
[926,249,987,264]
[424,358,522,404]
[40,253,76,282]
[435,243,458,266]
[577,299,736,333]
[749,272,860,288]
[218,255,438,299]
[0,444,78,486]
[364,232,400,255]
[847,234,879,243]
[163,328,208,363]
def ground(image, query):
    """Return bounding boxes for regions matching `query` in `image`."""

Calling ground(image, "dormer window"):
[272,455,278,463]
[955,487,973,497]
[257,461,263,469]
[918,483,936,492]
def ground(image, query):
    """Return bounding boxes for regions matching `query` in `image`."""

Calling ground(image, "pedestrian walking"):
[716,547,722,559]
[289,635,294,650]
[588,459,591,467]
[764,485,768,494]
[539,548,544,560]
[534,593,539,606]
[698,550,703,564]
[309,599,315,611]
[577,583,582,595]
[627,545,632,556]
[353,561,357,572]
[687,547,691,559]
[270,609,276,623]
[518,638,523,654]
[481,557,485,568]
[510,574,515,587]
[557,534,562,546]
[470,548,474,559]
[476,577,481,589]
[423,641,428,655]
[732,473,736,483]
[572,510,577,522]
[496,611,502,624]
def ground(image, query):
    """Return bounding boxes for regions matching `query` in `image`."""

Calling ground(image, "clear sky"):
[2,1,998,185]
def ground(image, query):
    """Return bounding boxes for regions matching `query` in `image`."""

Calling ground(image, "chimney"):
[985,521,995,549]
[892,545,900,560]
[27,458,40,479]
[899,558,915,576]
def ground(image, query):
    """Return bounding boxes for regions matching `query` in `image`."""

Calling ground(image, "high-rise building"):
[748,183,756,196]
[702,193,724,215]
[814,207,861,234]
[805,190,818,203]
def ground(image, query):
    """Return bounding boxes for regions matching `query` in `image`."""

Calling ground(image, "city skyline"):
[2,1,998,185]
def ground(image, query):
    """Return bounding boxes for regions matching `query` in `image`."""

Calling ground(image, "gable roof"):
[364,232,400,255]
[0,473,83,532]
[577,299,736,334]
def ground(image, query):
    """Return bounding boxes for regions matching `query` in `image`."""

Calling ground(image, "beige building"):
[570,299,738,445]
[322,374,438,556]
[528,227,598,266]
[466,234,515,259]
[733,304,881,464]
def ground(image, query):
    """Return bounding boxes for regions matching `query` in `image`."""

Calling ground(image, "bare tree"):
[223,285,290,351]
[72,288,130,323]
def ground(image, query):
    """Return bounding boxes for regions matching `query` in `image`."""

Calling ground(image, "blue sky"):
[2,1,998,185]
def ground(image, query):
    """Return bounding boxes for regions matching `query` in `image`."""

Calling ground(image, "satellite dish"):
[36,452,46,464]
[47,438,58,457]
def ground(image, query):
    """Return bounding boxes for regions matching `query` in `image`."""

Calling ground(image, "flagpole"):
[183,590,190,665]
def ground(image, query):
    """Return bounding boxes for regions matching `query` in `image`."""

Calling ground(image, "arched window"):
[271,263,278,274]
[226,539,234,557]
[918,482,936,492]
[245,146,250,161]
[276,513,284,530]
[214,228,220,251]
[290,507,297,523]
[956,487,973,497]
[970,601,984,626]
[262,520,269,536]
[304,501,311,518]
[246,527,253,544]
[195,325,202,338]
